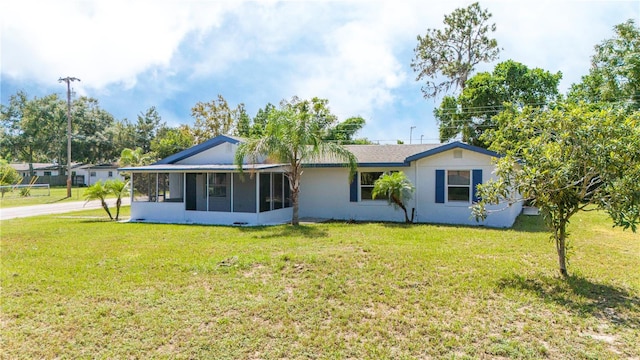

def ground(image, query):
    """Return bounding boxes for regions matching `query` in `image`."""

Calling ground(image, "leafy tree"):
[569,19,639,111]
[235,97,358,225]
[151,125,194,159]
[412,2,500,98]
[191,95,243,143]
[436,60,562,146]
[324,116,371,144]
[135,106,163,153]
[473,102,640,277]
[372,171,416,223]
[84,180,113,220]
[251,103,276,137]
[118,147,157,180]
[0,159,22,198]
[71,97,117,163]
[111,119,137,155]
[234,104,252,138]
[105,179,129,221]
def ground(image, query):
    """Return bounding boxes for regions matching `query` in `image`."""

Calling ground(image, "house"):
[10,162,124,186]
[119,135,522,227]
[76,163,125,186]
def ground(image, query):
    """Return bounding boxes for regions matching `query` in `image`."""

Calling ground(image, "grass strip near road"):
[1,210,639,358]
[0,186,115,208]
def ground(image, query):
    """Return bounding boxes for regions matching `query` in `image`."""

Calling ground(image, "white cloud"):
[1,0,235,88]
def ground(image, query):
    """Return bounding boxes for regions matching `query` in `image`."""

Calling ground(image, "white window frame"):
[360,171,384,201]
[446,170,471,204]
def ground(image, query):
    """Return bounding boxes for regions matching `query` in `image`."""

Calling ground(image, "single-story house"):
[119,135,522,227]
[10,162,124,186]
[77,163,125,186]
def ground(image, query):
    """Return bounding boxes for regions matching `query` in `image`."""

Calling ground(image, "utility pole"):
[409,126,416,144]
[420,134,424,144]
[58,76,80,198]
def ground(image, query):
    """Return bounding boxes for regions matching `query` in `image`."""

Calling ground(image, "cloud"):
[1,0,235,88]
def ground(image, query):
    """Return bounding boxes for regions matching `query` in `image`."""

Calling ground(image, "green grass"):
[1,209,639,358]
[0,186,114,208]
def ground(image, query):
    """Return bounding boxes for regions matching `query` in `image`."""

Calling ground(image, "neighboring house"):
[10,163,123,186]
[78,163,125,186]
[120,135,522,227]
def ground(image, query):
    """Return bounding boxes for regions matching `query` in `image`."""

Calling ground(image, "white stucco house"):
[119,135,522,227]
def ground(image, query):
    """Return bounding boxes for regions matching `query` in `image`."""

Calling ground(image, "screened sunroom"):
[121,164,293,225]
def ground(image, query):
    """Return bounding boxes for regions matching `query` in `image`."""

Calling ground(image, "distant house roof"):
[10,162,85,171]
[119,164,283,172]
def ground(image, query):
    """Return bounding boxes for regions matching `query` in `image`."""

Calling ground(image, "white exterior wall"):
[177,143,237,165]
[413,149,521,227]
[298,167,413,223]
[87,169,125,185]
[298,149,521,228]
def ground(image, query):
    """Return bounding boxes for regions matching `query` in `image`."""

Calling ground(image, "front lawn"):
[0,186,97,208]
[1,210,638,358]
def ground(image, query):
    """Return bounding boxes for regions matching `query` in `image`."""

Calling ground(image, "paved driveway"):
[0,198,131,221]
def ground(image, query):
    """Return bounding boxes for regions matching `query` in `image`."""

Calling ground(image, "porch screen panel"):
[284,176,292,208]
[133,173,156,202]
[157,173,169,202]
[273,173,284,209]
[208,173,231,212]
[260,173,271,212]
[233,173,256,213]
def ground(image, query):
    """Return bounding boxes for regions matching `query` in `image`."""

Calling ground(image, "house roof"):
[122,135,501,172]
[307,141,500,167]
[10,162,85,171]
[119,164,283,173]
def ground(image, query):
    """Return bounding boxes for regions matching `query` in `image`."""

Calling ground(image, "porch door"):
[186,173,197,210]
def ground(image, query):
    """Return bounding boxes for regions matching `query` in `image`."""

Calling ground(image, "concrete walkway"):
[0,198,131,221]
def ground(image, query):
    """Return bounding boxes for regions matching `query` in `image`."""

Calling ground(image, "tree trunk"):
[555,221,568,277]
[392,194,411,224]
[101,199,113,220]
[291,176,299,226]
[115,197,121,221]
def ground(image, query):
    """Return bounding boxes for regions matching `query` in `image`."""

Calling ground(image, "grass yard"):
[0,186,95,208]
[1,209,639,359]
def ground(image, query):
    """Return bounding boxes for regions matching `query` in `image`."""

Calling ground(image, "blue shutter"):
[349,172,358,202]
[435,169,445,203]
[472,169,482,202]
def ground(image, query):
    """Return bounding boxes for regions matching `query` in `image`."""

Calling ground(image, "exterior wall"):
[413,149,520,227]
[87,169,124,185]
[298,149,521,228]
[176,143,238,165]
[298,167,412,223]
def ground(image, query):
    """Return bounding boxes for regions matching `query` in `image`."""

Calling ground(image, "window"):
[260,173,271,212]
[157,173,169,202]
[133,173,156,202]
[447,170,471,202]
[360,172,384,200]
[90,171,97,177]
[108,171,113,177]
[273,173,284,209]
[44,171,52,176]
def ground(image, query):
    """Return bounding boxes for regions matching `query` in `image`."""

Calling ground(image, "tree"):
[118,147,157,180]
[412,2,500,99]
[251,103,276,137]
[234,104,252,138]
[473,102,640,277]
[151,125,194,159]
[135,106,163,153]
[436,60,562,146]
[234,97,358,225]
[191,95,243,143]
[323,116,371,144]
[0,159,22,198]
[105,179,128,221]
[84,181,113,220]
[569,19,640,111]
[372,171,416,223]
[71,97,118,163]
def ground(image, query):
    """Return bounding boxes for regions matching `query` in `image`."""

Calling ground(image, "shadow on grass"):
[511,214,549,233]
[238,224,328,239]
[498,274,640,328]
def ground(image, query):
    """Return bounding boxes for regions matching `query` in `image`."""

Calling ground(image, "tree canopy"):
[234,97,358,225]
[412,2,500,99]
[436,60,562,146]
[372,171,416,223]
[569,19,640,111]
[473,102,640,277]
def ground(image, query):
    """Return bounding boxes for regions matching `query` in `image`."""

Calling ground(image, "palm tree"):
[84,180,113,220]
[235,98,358,225]
[105,179,129,221]
[372,171,416,223]
[118,147,156,180]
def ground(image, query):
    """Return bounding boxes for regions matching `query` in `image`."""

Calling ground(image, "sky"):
[1,0,638,144]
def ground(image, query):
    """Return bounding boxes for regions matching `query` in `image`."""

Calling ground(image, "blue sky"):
[1,0,638,144]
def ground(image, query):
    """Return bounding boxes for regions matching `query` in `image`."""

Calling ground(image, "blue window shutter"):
[350,172,358,202]
[472,169,483,202]
[435,169,445,203]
